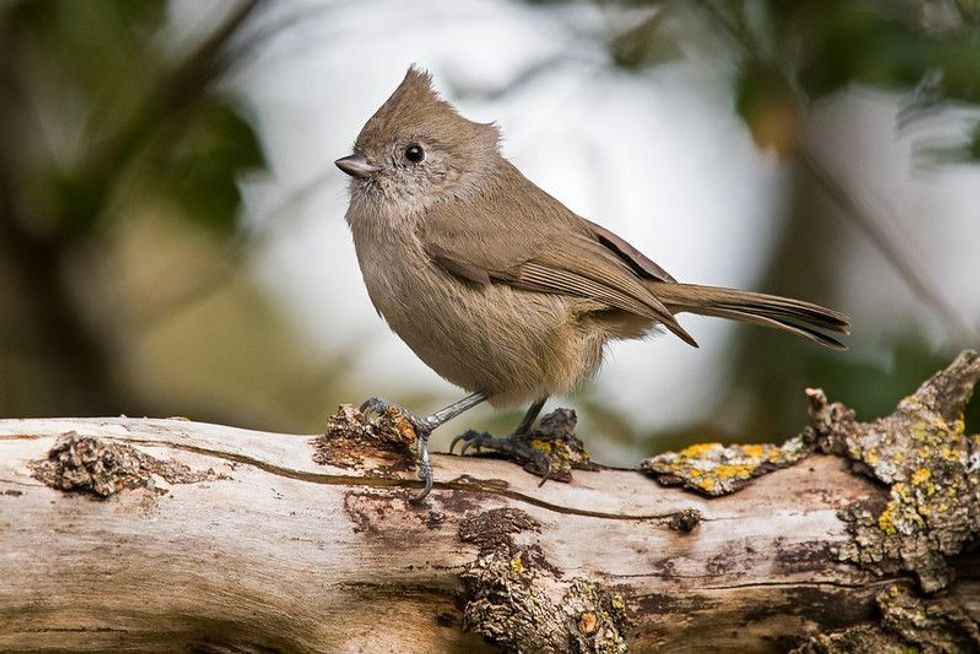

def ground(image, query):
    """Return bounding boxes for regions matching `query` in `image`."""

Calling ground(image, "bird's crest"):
[354,66,498,155]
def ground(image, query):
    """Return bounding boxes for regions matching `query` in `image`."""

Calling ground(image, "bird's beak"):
[335,153,380,179]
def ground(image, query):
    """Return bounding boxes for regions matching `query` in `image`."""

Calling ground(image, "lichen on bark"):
[458,508,629,654]
[640,437,812,496]
[809,349,980,593]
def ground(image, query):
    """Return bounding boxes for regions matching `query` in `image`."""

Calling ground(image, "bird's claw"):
[359,396,434,503]
[359,396,391,418]
[449,429,485,456]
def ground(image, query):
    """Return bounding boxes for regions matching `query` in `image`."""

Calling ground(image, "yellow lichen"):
[510,557,524,574]
[911,468,931,486]
[643,433,812,496]
[680,442,722,457]
[528,440,552,454]
[819,352,979,594]
[912,422,930,441]
[878,504,898,536]
[714,463,755,480]
[893,483,912,502]
[739,444,766,459]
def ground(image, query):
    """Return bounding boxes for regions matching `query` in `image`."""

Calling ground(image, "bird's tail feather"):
[651,283,850,350]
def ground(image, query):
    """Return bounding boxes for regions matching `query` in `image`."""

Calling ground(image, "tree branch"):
[1,352,978,652]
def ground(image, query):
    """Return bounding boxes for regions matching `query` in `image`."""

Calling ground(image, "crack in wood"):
[693,578,904,592]
[72,435,698,522]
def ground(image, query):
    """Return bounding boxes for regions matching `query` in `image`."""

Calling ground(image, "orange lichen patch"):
[641,437,812,497]
[578,611,599,636]
[384,406,419,444]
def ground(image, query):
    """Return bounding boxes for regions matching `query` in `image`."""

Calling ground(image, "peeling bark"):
[0,351,978,653]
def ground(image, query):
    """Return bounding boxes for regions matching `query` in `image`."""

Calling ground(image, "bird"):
[335,66,849,501]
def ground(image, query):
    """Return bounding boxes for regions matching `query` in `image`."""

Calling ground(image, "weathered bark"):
[1,352,978,653]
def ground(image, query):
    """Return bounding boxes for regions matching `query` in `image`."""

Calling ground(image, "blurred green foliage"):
[160,103,265,234]
[768,1,980,103]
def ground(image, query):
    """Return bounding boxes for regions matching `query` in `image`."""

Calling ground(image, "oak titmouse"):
[336,67,849,501]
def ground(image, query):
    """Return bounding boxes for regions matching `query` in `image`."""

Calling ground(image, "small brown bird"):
[336,67,849,501]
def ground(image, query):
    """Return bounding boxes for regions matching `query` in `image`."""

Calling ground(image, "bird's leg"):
[450,397,554,480]
[360,391,488,502]
[513,396,547,437]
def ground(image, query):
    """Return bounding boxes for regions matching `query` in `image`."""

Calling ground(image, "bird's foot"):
[450,429,555,483]
[449,408,597,484]
[359,397,438,503]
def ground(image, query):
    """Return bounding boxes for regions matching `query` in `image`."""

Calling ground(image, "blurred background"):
[1,0,977,463]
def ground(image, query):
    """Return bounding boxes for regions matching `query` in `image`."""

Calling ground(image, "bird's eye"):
[404,144,424,163]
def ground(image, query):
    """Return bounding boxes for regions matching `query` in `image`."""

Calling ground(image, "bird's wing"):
[419,170,696,346]
[580,218,676,283]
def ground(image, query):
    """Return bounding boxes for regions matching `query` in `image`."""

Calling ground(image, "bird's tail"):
[651,283,850,350]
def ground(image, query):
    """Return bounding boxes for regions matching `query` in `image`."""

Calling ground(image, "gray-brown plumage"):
[336,67,849,500]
